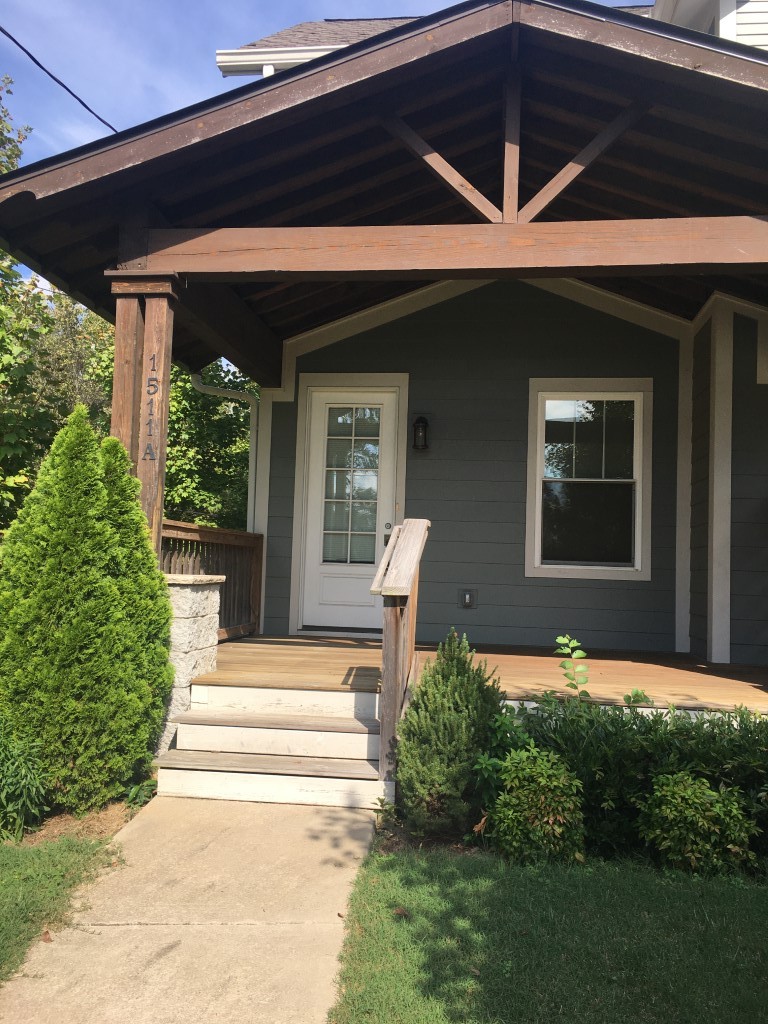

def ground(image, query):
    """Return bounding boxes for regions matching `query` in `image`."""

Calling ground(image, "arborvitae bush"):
[397,629,504,835]
[486,743,585,863]
[0,407,172,812]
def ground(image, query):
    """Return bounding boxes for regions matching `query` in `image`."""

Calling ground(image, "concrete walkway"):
[0,798,374,1024]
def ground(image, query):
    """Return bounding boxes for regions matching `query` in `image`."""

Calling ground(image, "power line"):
[0,24,118,134]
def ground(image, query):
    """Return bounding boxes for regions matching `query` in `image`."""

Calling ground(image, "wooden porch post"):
[110,277,178,555]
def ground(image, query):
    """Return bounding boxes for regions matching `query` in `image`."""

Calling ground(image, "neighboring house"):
[0,0,767,674]
[653,0,768,49]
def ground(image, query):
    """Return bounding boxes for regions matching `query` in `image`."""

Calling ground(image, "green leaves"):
[555,633,590,700]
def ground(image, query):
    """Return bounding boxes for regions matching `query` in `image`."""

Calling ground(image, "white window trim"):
[525,377,653,582]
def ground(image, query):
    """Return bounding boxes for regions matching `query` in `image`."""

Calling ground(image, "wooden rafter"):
[108,218,768,279]
[502,20,521,223]
[381,115,502,223]
[518,100,649,223]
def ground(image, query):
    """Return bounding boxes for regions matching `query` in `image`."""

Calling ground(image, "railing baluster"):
[160,519,264,640]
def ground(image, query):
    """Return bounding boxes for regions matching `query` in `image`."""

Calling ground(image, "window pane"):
[324,501,350,531]
[326,438,352,468]
[541,481,634,565]
[351,501,377,533]
[323,533,349,563]
[350,534,376,563]
[544,400,575,478]
[354,406,380,437]
[325,470,351,500]
[605,400,634,479]
[573,400,603,479]
[353,438,379,469]
[327,407,353,437]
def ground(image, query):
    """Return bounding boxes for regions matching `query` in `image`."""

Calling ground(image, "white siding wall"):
[734,0,768,49]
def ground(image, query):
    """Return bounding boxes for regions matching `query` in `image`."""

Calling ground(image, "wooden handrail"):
[161,520,264,640]
[371,518,430,784]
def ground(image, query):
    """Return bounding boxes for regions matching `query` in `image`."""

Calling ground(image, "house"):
[652,0,768,49]
[1,0,767,806]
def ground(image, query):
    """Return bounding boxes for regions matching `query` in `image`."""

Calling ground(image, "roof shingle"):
[243,18,420,50]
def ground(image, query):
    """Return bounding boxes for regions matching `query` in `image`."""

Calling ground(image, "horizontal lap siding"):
[690,323,711,660]
[731,315,768,664]
[264,402,297,635]
[265,281,678,652]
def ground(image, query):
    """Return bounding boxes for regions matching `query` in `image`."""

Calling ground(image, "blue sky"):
[2,0,646,168]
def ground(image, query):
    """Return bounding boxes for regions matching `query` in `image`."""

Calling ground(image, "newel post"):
[110,277,179,555]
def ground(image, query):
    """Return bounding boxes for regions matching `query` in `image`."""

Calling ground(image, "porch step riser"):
[191,683,379,718]
[157,768,391,808]
[176,723,380,760]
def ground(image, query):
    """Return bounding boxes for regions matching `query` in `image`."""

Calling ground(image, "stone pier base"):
[159,574,225,753]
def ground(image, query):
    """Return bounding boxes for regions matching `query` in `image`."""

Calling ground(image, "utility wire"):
[0,24,118,134]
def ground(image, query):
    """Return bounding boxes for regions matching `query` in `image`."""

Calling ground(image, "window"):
[322,405,380,564]
[525,379,652,580]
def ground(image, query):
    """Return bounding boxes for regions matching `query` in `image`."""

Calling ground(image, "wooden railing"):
[161,519,264,641]
[370,518,431,783]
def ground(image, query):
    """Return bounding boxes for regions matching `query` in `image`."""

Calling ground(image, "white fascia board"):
[216,45,347,77]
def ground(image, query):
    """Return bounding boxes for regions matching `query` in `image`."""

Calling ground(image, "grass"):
[330,847,768,1024]
[0,836,111,983]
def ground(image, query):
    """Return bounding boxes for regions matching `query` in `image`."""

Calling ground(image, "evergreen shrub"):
[486,743,585,863]
[397,629,504,835]
[0,407,173,812]
[638,771,759,873]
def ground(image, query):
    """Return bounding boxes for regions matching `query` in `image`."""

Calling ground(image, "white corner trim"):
[525,378,653,582]
[253,392,273,633]
[525,279,689,340]
[288,373,409,635]
[707,302,733,663]
[719,0,739,40]
[675,330,693,652]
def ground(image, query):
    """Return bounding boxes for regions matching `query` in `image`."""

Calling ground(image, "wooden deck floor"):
[201,637,768,712]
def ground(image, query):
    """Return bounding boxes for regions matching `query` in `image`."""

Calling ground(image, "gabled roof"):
[0,0,766,381]
[243,18,421,50]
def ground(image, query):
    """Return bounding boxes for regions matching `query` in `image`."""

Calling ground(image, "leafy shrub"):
[0,407,173,812]
[637,771,759,873]
[0,720,47,841]
[397,629,504,835]
[485,743,585,863]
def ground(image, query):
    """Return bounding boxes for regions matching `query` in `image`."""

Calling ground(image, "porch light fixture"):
[412,416,429,451]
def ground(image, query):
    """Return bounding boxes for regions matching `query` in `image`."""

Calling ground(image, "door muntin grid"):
[322,406,380,564]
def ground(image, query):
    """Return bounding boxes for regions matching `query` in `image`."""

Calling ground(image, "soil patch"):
[22,801,131,846]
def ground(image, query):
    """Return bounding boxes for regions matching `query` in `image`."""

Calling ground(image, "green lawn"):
[0,837,110,983]
[330,848,768,1024]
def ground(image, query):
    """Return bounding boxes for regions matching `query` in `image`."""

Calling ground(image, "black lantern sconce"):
[412,416,429,451]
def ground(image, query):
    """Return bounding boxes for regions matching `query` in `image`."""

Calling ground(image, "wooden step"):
[191,682,379,718]
[156,749,388,808]
[172,710,380,759]
[192,669,380,693]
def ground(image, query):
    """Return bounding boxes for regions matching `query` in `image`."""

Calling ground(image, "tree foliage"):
[0,408,172,812]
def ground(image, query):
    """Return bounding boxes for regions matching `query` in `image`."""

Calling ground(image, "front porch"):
[202,635,768,713]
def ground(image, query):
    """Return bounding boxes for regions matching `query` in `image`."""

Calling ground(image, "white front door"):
[300,388,400,631]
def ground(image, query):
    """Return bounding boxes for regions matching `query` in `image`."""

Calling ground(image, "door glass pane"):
[321,405,383,564]
[327,407,354,437]
[350,534,376,563]
[325,470,351,500]
[323,533,349,563]
[351,501,377,533]
[353,438,379,469]
[324,501,350,531]
[355,407,380,437]
[326,438,353,468]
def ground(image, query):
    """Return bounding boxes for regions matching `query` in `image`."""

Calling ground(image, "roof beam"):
[518,100,649,223]
[108,218,768,279]
[381,115,502,222]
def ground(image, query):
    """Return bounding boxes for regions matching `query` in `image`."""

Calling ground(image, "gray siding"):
[264,281,678,652]
[689,323,711,660]
[731,315,768,664]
